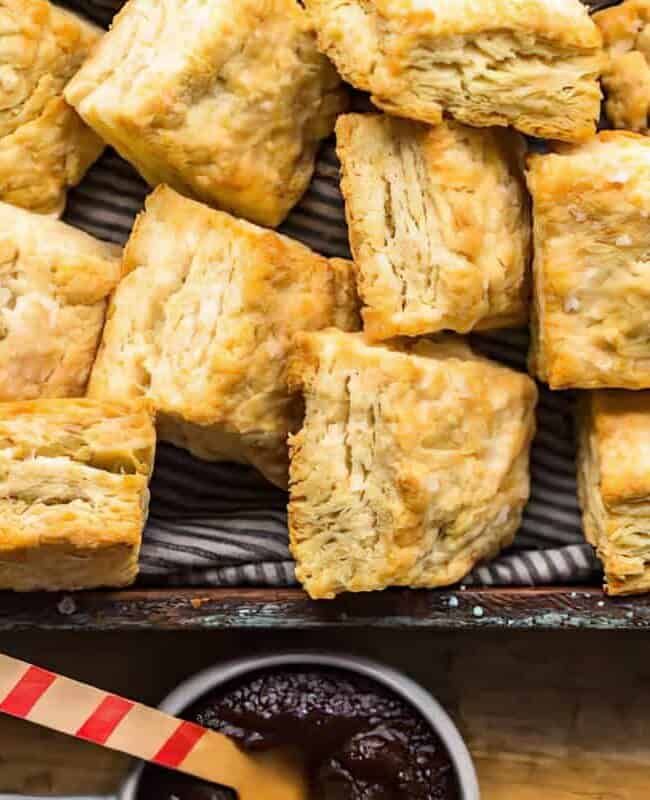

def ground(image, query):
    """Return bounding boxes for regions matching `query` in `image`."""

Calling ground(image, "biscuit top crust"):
[371,0,602,46]
[0,201,122,302]
[527,130,650,199]
[0,0,101,141]
[289,331,537,462]
[290,329,536,403]
[527,131,650,389]
[0,398,156,478]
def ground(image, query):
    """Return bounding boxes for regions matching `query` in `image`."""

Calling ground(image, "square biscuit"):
[0,0,105,215]
[306,0,604,142]
[578,390,650,595]
[0,398,155,591]
[595,0,650,133]
[528,132,650,389]
[87,186,359,488]
[288,330,537,599]
[0,202,122,401]
[336,114,531,340]
[65,0,347,228]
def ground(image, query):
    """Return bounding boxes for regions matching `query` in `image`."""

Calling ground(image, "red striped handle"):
[0,653,307,799]
[0,655,210,769]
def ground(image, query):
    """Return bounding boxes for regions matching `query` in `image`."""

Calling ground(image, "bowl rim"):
[118,651,480,800]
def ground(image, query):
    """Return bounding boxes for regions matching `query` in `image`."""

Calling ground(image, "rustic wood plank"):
[0,586,647,631]
[2,629,650,798]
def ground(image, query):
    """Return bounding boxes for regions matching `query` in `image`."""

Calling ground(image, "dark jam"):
[136,668,460,800]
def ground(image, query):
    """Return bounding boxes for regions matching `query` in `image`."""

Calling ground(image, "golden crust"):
[595,0,650,133]
[0,0,104,215]
[527,131,650,389]
[0,398,155,591]
[87,186,359,487]
[288,329,537,599]
[305,0,604,142]
[0,202,122,401]
[64,0,347,228]
[577,390,650,596]
[336,114,530,339]
[590,392,650,506]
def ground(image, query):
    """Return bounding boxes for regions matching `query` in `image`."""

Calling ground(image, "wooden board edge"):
[0,586,647,631]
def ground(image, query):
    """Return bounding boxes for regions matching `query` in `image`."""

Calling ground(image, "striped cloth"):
[56,0,618,589]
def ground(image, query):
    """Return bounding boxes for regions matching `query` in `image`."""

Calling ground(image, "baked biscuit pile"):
[3,0,650,597]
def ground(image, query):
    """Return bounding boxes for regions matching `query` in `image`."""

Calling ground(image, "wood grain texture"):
[0,586,647,631]
[1,629,649,798]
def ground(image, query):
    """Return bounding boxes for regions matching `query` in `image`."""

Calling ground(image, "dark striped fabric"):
[57,0,614,589]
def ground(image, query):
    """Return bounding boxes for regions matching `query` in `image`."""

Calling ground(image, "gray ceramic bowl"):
[119,652,480,800]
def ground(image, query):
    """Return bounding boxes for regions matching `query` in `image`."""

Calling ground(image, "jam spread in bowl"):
[136,667,460,800]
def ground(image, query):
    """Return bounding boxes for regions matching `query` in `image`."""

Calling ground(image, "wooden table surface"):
[0,629,646,799]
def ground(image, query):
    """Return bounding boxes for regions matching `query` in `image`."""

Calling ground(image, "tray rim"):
[0,586,646,632]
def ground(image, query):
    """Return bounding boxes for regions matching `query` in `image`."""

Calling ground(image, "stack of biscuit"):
[1,0,647,599]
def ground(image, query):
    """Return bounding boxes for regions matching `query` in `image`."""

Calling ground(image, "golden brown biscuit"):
[595,0,650,133]
[288,330,537,599]
[528,131,650,389]
[87,186,359,487]
[65,0,347,228]
[0,202,122,401]
[577,390,650,595]
[0,398,155,591]
[336,114,530,339]
[0,1,104,215]
[305,0,604,142]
